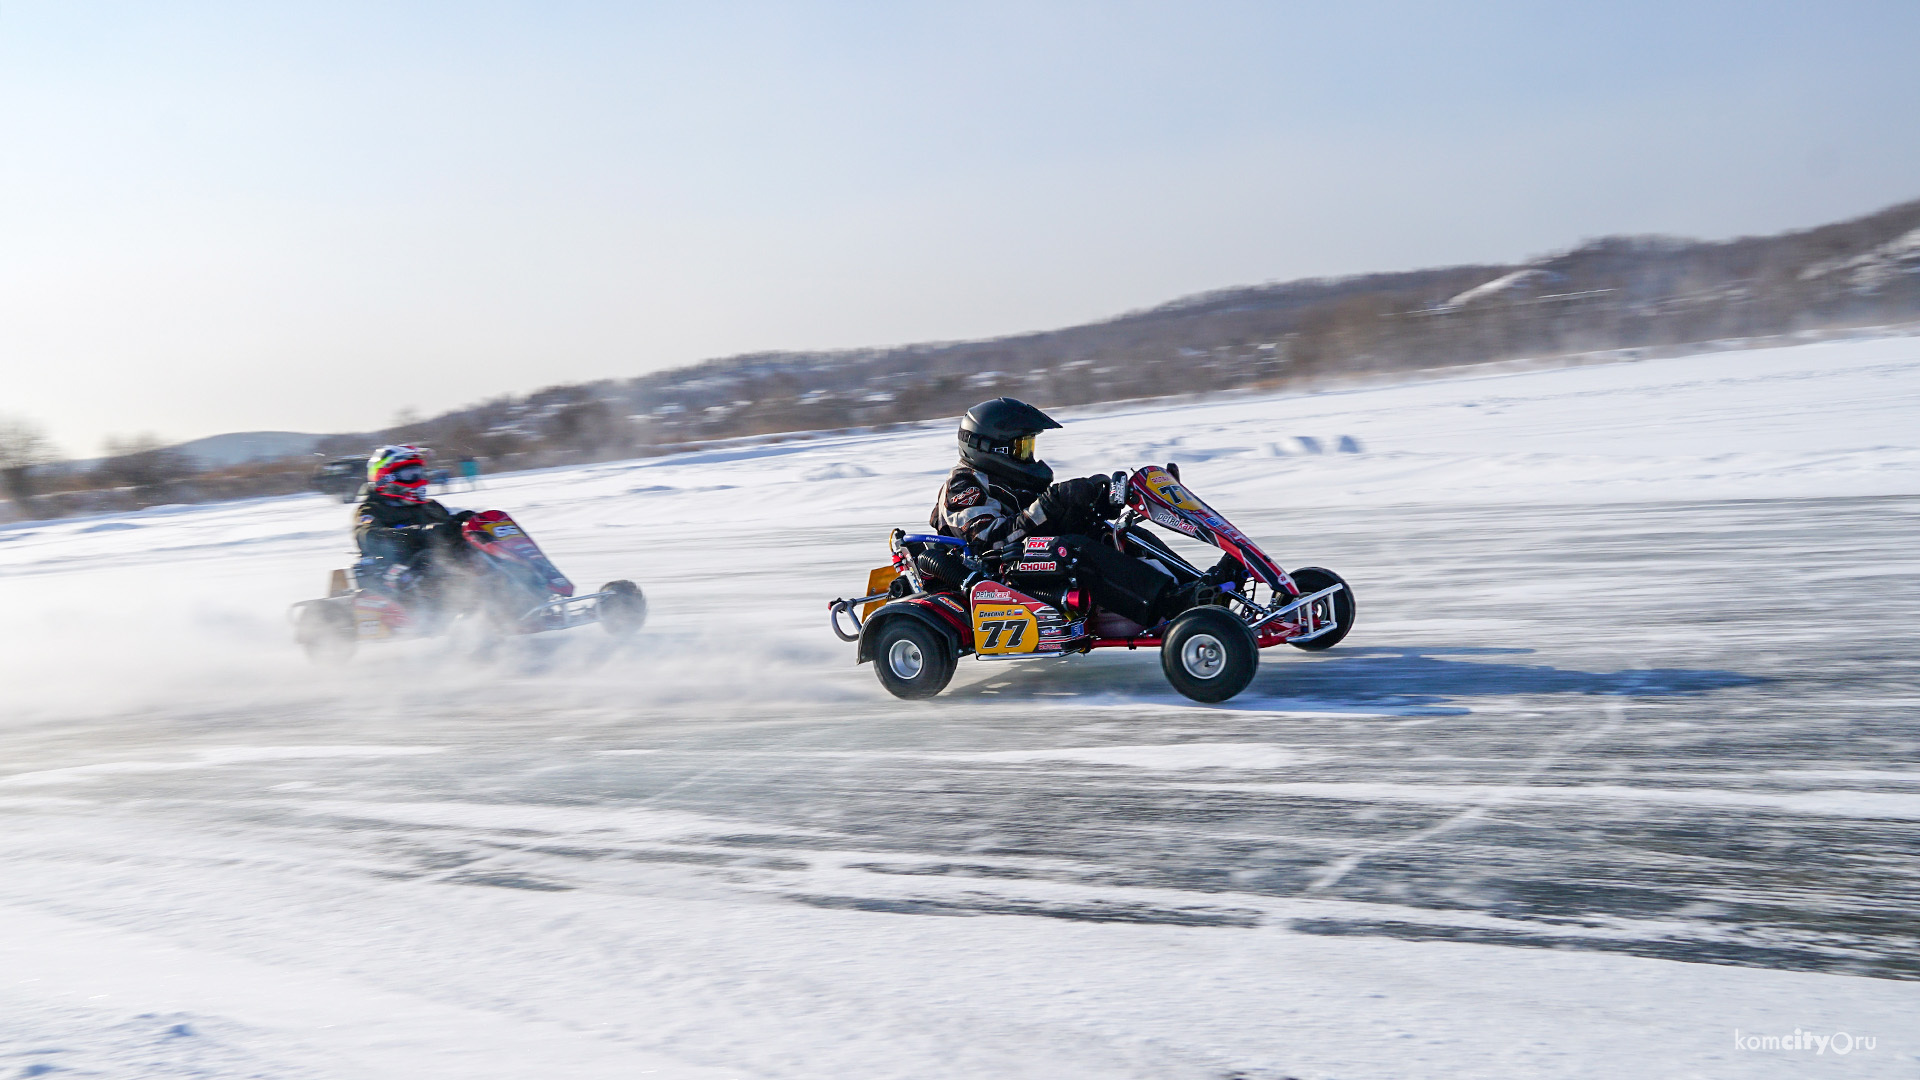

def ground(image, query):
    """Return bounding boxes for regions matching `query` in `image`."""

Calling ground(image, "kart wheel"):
[295,601,356,665]
[598,580,648,638]
[871,618,956,701]
[1285,567,1355,651]
[1161,606,1257,703]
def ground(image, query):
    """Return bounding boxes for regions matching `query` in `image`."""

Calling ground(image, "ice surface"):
[3,337,1919,1077]
[937,743,1328,769]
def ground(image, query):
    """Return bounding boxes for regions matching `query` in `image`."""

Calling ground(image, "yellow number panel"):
[972,603,1040,655]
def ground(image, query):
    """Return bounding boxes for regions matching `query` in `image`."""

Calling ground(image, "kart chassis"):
[829,541,1345,654]
[291,510,646,659]
[289,581,632,642]
[829,463,1353,697]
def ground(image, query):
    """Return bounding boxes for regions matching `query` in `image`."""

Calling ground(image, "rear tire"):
[1161,606,1257,703]
[1285,567,1355,651]
[295,601,357,665]
[871,618,956,700]
[598,580,648,637]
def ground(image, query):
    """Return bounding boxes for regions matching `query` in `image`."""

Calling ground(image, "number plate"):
[972,605,1039,654]
[1141,468,1202,511]
[969,582,1042,655]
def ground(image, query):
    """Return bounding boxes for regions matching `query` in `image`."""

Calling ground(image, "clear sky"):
[4,1,1918,456]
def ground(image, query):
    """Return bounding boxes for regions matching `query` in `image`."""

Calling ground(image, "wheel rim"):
[887,637,925,680]
[1180,633,1227,679]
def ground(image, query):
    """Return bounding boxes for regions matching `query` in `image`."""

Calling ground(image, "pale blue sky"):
[4,2,1918,454]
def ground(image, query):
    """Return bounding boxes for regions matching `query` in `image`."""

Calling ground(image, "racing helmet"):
[367,444,431,503]
[958,398,1061,493]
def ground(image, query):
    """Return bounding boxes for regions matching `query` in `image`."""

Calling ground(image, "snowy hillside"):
[1,337,1917,1078]
[170,430,326,468]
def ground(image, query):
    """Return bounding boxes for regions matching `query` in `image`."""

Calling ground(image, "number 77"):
[979,620,1026,649]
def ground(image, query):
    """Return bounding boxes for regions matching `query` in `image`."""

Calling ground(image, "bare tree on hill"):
[96,434,194,493]
[0,415,58,510]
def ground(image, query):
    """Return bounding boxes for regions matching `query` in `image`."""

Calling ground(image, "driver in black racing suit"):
[353,444,473,599]
[930,398,1236,628]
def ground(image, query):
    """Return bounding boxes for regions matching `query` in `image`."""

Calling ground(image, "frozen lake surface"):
[2,338,1918,1077]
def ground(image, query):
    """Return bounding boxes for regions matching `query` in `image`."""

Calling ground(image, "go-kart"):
[829,465,1353,703]
[291,510,646,662]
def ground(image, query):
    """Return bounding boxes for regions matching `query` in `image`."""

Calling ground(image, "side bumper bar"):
[828,591,891,642]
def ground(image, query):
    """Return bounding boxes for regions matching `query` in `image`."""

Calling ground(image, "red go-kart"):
[830,465,1354,703]
[292,510,646,662]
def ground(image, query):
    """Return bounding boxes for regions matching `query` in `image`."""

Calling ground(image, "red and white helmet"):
[367,445,431,503]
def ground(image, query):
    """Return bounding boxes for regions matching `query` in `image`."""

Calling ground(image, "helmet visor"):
[1011,434,1036,462]
[389,465,427,485]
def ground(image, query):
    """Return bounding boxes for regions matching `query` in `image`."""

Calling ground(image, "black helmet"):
[958,397,1061,493]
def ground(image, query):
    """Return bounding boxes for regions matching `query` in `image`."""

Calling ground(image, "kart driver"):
[930,398,1238,628]
[353,445,472,598]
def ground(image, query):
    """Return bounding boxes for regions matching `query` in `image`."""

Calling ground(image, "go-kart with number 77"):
[830,464,1354,703]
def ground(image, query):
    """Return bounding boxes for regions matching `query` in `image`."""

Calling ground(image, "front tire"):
[871,618,956,700]
[598,580,648,637]
[1285,567,1355,651]
[1161,606,1257,703]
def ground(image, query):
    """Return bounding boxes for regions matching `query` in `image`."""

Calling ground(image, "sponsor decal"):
[936,596,964,612]
[950,486,983,508]
[972,586,1014,604]
[490,523,521,537]
[974,604,1029,621]
[1013,560,1058,573]
[1023,536,1053,552]
[1036,610,1074,639]
[1148,504,1201,536]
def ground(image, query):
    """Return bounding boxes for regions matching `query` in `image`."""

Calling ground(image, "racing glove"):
[1024,476,1126,535]
[397,520,466,549]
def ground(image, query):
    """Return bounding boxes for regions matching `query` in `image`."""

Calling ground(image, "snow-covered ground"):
[2,338,1918,1077]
